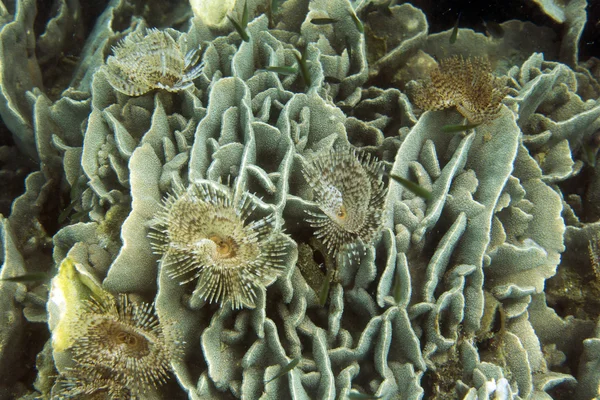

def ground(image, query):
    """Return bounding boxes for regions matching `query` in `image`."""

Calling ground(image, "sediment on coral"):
[1,0,599,399]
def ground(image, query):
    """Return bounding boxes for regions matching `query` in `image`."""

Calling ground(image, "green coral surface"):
[1,0,600,399]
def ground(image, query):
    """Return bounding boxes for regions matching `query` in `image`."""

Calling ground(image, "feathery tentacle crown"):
[411,56,508,124]
[55,294,174,398]
[302,148,387,258]
[102,28,204,96]
[54,370,133,399]
[149,182,289,309]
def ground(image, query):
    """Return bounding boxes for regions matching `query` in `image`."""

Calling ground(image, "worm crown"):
[149,182,289,309]
[53,369,133,399]
[102,28,204,96]
[59,294,174,398]
[302,148,387,257]
[411,56,508,124]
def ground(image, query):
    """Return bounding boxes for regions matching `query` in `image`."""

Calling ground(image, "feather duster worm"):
[302,148,387,258]
[149,182,289,309]
[101,28,203,96]
[411,56,508,124]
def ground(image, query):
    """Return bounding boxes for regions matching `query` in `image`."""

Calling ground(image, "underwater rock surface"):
[1,0,600,399]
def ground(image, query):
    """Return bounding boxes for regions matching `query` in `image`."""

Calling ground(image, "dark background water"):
[398,0,600,60]
[31,0,600,63]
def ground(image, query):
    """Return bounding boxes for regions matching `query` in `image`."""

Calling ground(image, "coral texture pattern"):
[2,0,600,398]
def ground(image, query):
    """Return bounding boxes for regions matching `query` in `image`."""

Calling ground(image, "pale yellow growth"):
[190,0,236,27]
[49,258,110,352]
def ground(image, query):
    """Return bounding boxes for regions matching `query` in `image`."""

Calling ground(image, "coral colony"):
[1,0,600,399]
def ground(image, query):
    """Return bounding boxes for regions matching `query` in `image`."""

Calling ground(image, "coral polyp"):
[149,182,289,309]
[302,148,387,257]
[68,294,174,397]
[101,28,203,96]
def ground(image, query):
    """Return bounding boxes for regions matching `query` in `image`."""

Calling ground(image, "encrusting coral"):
[4,0,600,398]
[410,56,508,124]
[101,28,204,96]
[58,294,174,398]
[149,181,289,309]
[302,148,387,258]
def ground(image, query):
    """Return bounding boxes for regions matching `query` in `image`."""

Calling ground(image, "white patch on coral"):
[190,0,236,27]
